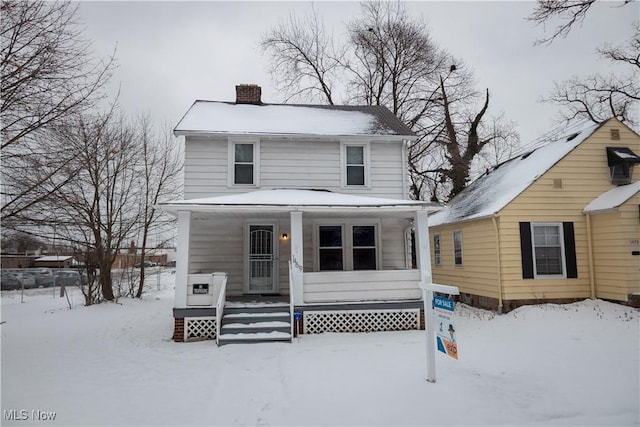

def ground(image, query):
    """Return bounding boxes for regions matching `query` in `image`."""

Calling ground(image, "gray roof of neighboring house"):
[174,101,415,138]
[429,121,605,227]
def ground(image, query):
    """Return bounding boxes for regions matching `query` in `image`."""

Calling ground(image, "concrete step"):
[222,311,290,325]
[221,320,291,335]
[223,302,290,314]
[218,331,292,345]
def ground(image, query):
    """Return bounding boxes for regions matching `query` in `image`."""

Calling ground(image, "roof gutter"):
[172,130,417,142]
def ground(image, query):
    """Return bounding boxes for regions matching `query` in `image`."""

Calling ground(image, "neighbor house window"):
[453,231,463,267]
[316,222,379,271]
[433,234,441,266]
[228,139,260,186]
[341,143,369,187]
[531,224,564,276]
[519,222,577,279]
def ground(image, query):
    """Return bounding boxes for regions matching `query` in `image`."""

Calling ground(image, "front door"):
[246,224,277,294]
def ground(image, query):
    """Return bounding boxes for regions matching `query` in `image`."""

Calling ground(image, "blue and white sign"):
[433,295,458,359]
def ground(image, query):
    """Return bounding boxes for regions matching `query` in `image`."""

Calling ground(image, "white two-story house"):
[160,84,439,344]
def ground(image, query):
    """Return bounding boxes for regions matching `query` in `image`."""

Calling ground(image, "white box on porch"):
[187,274,214,306]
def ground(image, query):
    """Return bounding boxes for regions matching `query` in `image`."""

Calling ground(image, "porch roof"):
[159,189,440,215]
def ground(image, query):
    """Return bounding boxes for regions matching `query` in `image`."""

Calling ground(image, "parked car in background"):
[22,268,55,287]
[53,270,82,287]
[134,261,157,268]
[0,269,36,290]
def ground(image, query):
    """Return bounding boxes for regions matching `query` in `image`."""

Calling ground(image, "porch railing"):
[288,261,294,339]
[214,273,227,345]
[302,269,421,303]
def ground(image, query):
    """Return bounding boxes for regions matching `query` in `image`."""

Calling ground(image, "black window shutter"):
[563,222,578,278]
[519,222,534,279]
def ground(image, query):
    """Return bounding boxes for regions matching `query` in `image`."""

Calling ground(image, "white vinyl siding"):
[183,137,406,199]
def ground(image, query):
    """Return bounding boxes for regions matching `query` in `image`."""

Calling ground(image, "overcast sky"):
[77,1,638,145]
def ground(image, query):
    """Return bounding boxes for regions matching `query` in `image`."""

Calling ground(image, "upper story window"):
[341,142,370,188]
[228,139,260,186]
[453,230,463,267]
[433,233,441,266]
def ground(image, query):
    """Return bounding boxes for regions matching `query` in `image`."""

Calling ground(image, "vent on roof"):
[607,146,640,185]
[521,151,533,160]
[566,132,580,141]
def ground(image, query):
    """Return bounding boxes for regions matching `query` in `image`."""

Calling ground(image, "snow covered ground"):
[1,270,638,426]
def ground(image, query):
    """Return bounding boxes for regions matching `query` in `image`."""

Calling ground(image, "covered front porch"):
[160,189,440,343]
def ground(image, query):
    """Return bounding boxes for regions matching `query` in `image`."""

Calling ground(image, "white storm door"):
[246,224,277,294]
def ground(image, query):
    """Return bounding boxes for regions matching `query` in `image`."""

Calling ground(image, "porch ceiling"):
[160,189,441,217]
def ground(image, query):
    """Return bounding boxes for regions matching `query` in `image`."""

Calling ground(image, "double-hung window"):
[229,139,259,186]
[433,234,441,266]
[519,222,577,279]
[316,222,379,271]
[318,225,344,271]
[531,224,564,276]
[341,142,369,187]
[453,231,463,267]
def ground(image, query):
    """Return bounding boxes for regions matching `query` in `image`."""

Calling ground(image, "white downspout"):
[492,216,504,314]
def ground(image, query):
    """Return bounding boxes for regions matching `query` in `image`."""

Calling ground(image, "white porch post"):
[414,210,432,285]
[174,210,191,309]
[415,209,436,382]
[290,211,304,305]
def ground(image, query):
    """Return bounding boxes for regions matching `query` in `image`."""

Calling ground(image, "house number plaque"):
[192,283,209,294]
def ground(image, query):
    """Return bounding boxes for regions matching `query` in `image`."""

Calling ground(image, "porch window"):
[341,142,369,187]
[453,231,463,267]
[433,233,441,266]
[228,139,260,186]
[319,226,344,271]
[352,225,376,270]
[316,222,379,271]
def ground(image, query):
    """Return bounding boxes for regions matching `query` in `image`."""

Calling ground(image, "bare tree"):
[529,1,639,125]
[261,1,520,201]
[33,110,142,304]
[1,0,114,223]
[261,5,343,104]
[543,24,639,125]
[134,117,182,298]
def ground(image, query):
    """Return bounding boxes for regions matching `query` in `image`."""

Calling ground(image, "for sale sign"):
[433,295,458,360]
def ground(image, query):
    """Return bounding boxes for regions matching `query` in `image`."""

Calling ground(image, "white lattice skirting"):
[303,309,420,334]
[184,317,217,342]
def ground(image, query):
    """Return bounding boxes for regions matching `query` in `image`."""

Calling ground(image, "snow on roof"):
[430,122,602,227]
[160,189,439,213]
[583,181,640,214]
[174,101,415,137]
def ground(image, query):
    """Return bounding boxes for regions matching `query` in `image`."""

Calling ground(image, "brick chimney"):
[235,84,262,104]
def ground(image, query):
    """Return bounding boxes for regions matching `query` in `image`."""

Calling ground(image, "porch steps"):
[219,302,292,345]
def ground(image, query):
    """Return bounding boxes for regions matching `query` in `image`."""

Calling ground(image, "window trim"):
[313,219,381,272]
[228,138,260,187]
[530,222,567,279]
[433,233,441,266]
[340,141,371,189]
[453,230,463,267]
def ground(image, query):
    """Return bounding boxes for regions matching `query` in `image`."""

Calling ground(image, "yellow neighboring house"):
[429,118,640,312]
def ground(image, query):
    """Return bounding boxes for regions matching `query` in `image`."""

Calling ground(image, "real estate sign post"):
[420,283,460,383]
